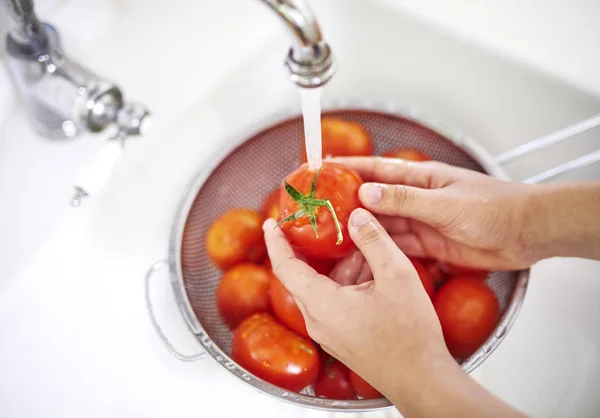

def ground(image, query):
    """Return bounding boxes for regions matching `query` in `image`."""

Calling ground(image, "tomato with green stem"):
[277,162,363,260]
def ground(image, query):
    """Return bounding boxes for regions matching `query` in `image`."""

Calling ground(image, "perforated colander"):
[145,101,597,412]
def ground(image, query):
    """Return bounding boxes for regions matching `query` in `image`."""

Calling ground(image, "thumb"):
[263,219,338,305]
[359,183,449,227]
[348,208,415,284]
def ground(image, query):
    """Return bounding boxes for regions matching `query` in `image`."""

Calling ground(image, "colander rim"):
[166,99,530,411]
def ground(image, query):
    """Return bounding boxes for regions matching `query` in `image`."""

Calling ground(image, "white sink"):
[0,0,599,417]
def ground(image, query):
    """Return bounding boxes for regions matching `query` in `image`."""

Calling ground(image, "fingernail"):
[263,218,277,231]
[351,208,372,227]
[362,184,382,204]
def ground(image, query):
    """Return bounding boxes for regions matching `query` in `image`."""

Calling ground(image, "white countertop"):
[1,0,600,417]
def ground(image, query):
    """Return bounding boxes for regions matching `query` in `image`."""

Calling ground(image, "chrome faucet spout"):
[0,0,335,203]
[262,0,335,87]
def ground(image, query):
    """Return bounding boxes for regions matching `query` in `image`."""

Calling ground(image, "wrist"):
[387,349,522,418]
[522,182,600,262]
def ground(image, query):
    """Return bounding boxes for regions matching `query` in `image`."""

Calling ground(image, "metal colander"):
[149,103,531,412]
[181,110,522,350]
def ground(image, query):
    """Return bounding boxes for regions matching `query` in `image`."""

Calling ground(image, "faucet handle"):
[115,102,153,137]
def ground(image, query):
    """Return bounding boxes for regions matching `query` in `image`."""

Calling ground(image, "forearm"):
[526,182,600,261]
[385,354,524,418]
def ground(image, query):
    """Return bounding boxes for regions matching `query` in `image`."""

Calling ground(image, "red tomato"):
[349,370,382,399]
[205,208,266,270]
[410,258,436,300]
[278,162,363,259]
[382,148,431,161]
[419,258,446,286]
[444,264,489,281]
[434,277,500,359]
[261,188,280,220]
[314,357,357,400]
[216,264,271,329]
[232,313,320,392]
[269,273,309,339]
[301,118,373,162]
[307,258,337,276]
[411,257,445,287]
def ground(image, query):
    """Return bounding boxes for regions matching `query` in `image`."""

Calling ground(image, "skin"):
[329,157,600,285]
[264,156,600,418]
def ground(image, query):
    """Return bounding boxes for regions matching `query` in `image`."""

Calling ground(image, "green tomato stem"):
[278,168,344,245]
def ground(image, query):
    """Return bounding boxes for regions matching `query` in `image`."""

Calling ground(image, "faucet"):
[0,0,335,202]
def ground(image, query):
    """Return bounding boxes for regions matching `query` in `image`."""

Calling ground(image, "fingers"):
[329,251,374,286]
[329,251,364,286]
[348,208,413,282]
[359,183,451,228]
[356,262,374,284]
[377,215,410,234]
[263,219,338,302]
[391,234,428,258]
[329,156,452,188]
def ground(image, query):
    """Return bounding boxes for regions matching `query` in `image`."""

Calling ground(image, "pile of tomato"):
[204,117,501,400]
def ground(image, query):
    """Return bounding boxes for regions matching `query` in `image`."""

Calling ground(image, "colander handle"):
[494,113,600,184]
[145,260,208,362]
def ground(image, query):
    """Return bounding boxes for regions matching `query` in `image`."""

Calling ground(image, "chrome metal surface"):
[262,0,336,87]
[2,0,333,140]
[115,102,153,137]
[1,0,47,54]
[523,149,600,184]
[284,44,335,88]
[3,22,140,139]
[86,88,124,133]
[496,113,600,163]
[145,260,207,362]
[156,100,531,412]
[494,112,600,183]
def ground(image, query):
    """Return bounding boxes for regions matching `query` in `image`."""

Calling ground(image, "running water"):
[299,87,323,170]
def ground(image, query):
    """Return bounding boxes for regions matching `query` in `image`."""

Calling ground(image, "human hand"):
[263,209,446,399]
[328,157,539,285]
[263,210,523,417]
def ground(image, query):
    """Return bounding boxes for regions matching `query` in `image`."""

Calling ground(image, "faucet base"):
[5,24,82,139]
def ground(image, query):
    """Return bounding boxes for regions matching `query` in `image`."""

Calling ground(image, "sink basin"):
[0,0,599,417]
